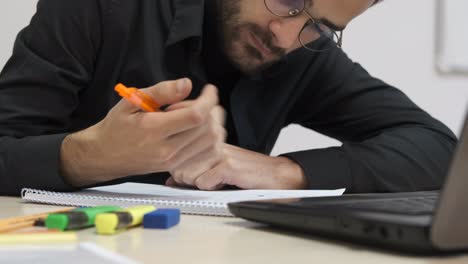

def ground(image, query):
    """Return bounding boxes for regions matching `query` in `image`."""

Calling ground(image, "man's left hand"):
[167,144,308,190]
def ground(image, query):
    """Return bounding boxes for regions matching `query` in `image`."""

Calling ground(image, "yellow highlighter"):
[0,233,77,244]
[95,205,155,235]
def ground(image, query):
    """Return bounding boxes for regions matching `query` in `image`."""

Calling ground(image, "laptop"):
[228,115,468,254]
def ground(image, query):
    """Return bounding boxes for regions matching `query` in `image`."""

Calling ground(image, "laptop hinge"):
[431,118,468,250]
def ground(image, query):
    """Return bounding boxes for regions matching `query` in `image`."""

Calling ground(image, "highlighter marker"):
[45,206,121,231]
[115,83,161,112]
[95,205,156,235]
[0,233,77,244]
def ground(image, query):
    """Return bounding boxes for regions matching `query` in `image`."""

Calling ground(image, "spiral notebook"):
[21,183,345,216]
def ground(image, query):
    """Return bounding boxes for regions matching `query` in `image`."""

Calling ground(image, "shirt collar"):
[166,0,205,50]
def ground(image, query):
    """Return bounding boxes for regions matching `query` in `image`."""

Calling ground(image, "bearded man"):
[0,0,456,195]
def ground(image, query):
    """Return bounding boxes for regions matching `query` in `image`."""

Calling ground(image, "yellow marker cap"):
[95,205,156,235]
[95,213,120,235]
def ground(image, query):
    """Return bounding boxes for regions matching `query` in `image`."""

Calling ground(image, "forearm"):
[60,125,136,188]
[60,128,106,187]
[273,156,308,189]
[283,127,457,193]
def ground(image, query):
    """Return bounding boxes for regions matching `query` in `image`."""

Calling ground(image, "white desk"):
[1,197,467,264]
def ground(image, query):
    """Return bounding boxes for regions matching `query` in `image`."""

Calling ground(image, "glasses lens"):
[265,0,305,17]
[299,21,339,51]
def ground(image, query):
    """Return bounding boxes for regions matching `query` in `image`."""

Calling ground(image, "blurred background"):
[0,0,467,155]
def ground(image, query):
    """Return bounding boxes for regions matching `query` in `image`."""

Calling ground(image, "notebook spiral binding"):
[21,188,232,217]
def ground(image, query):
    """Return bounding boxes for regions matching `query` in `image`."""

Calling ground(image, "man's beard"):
[217,0,286,74]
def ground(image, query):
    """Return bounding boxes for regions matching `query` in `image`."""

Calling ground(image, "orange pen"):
[115,83,161,112]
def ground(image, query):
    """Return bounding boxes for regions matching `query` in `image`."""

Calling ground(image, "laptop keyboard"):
[328,195,439,215]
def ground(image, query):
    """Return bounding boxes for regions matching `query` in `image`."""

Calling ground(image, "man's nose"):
[269,17,307,50]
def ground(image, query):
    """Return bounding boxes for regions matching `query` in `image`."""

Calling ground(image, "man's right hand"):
[60,78,223,187]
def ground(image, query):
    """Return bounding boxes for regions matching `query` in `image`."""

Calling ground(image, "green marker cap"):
[45,206,121,231]
[45,214,70,231]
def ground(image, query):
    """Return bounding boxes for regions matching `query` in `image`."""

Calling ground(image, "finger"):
[111,98,141,114]
[211,106,226,126]
[166,84,219,111]
[165,82,218,112]
[165,177,177,187]
[139,109,206,137]
[160,121,210,162]
[172,146,224,186]
[190,84,219,117]
[194,167,226,191]
[138,84,219,136]
[165,177,194,188]
[158,85,220,136]
[165,100,196,112]
[166,84,219,113]
[141,78,192,106]
[113,79,192,114]
[168,173,194,188]
[167,101,225,123]
[166,120,226,165]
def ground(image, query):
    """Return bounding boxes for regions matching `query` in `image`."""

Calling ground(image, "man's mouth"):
[248,32,273,59]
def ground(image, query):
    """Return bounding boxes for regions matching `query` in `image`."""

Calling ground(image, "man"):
[0,0,457,195]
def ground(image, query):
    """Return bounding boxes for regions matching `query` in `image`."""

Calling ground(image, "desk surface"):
[1,197,467,264]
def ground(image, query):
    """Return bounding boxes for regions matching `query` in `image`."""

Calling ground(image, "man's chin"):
[232,57,280,75]
[224,45,280,74]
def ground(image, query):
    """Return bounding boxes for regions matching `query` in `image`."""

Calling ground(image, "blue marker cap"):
[143,209,180,229]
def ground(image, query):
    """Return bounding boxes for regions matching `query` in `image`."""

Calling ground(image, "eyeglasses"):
[264,0,343,52]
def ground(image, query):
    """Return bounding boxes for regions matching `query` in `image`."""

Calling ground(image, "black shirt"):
[202,1,239,145]
[0,0,457,195]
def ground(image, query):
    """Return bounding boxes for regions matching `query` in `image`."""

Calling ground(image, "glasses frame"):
[264,0,343,52]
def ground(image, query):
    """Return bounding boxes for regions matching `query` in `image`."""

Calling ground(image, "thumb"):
[141,78,192,106]
[211,105,226,126]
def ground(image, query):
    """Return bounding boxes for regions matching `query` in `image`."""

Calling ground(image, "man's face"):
[218,0,375,74]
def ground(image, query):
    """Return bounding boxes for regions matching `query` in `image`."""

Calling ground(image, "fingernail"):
[176,78,187,94]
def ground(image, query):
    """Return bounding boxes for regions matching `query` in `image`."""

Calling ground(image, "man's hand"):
[166,101,227,187]
[166,144,308,190]
[60,79,222,187]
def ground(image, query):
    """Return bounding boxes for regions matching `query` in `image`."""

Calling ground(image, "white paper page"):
[88,183,345,203]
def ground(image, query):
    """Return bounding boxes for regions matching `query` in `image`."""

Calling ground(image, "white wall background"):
[273,0,468,155]
[1,1,467,155]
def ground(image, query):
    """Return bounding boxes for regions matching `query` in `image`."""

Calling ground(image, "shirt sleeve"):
[281,48,457,193]
[0,0,102,195]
